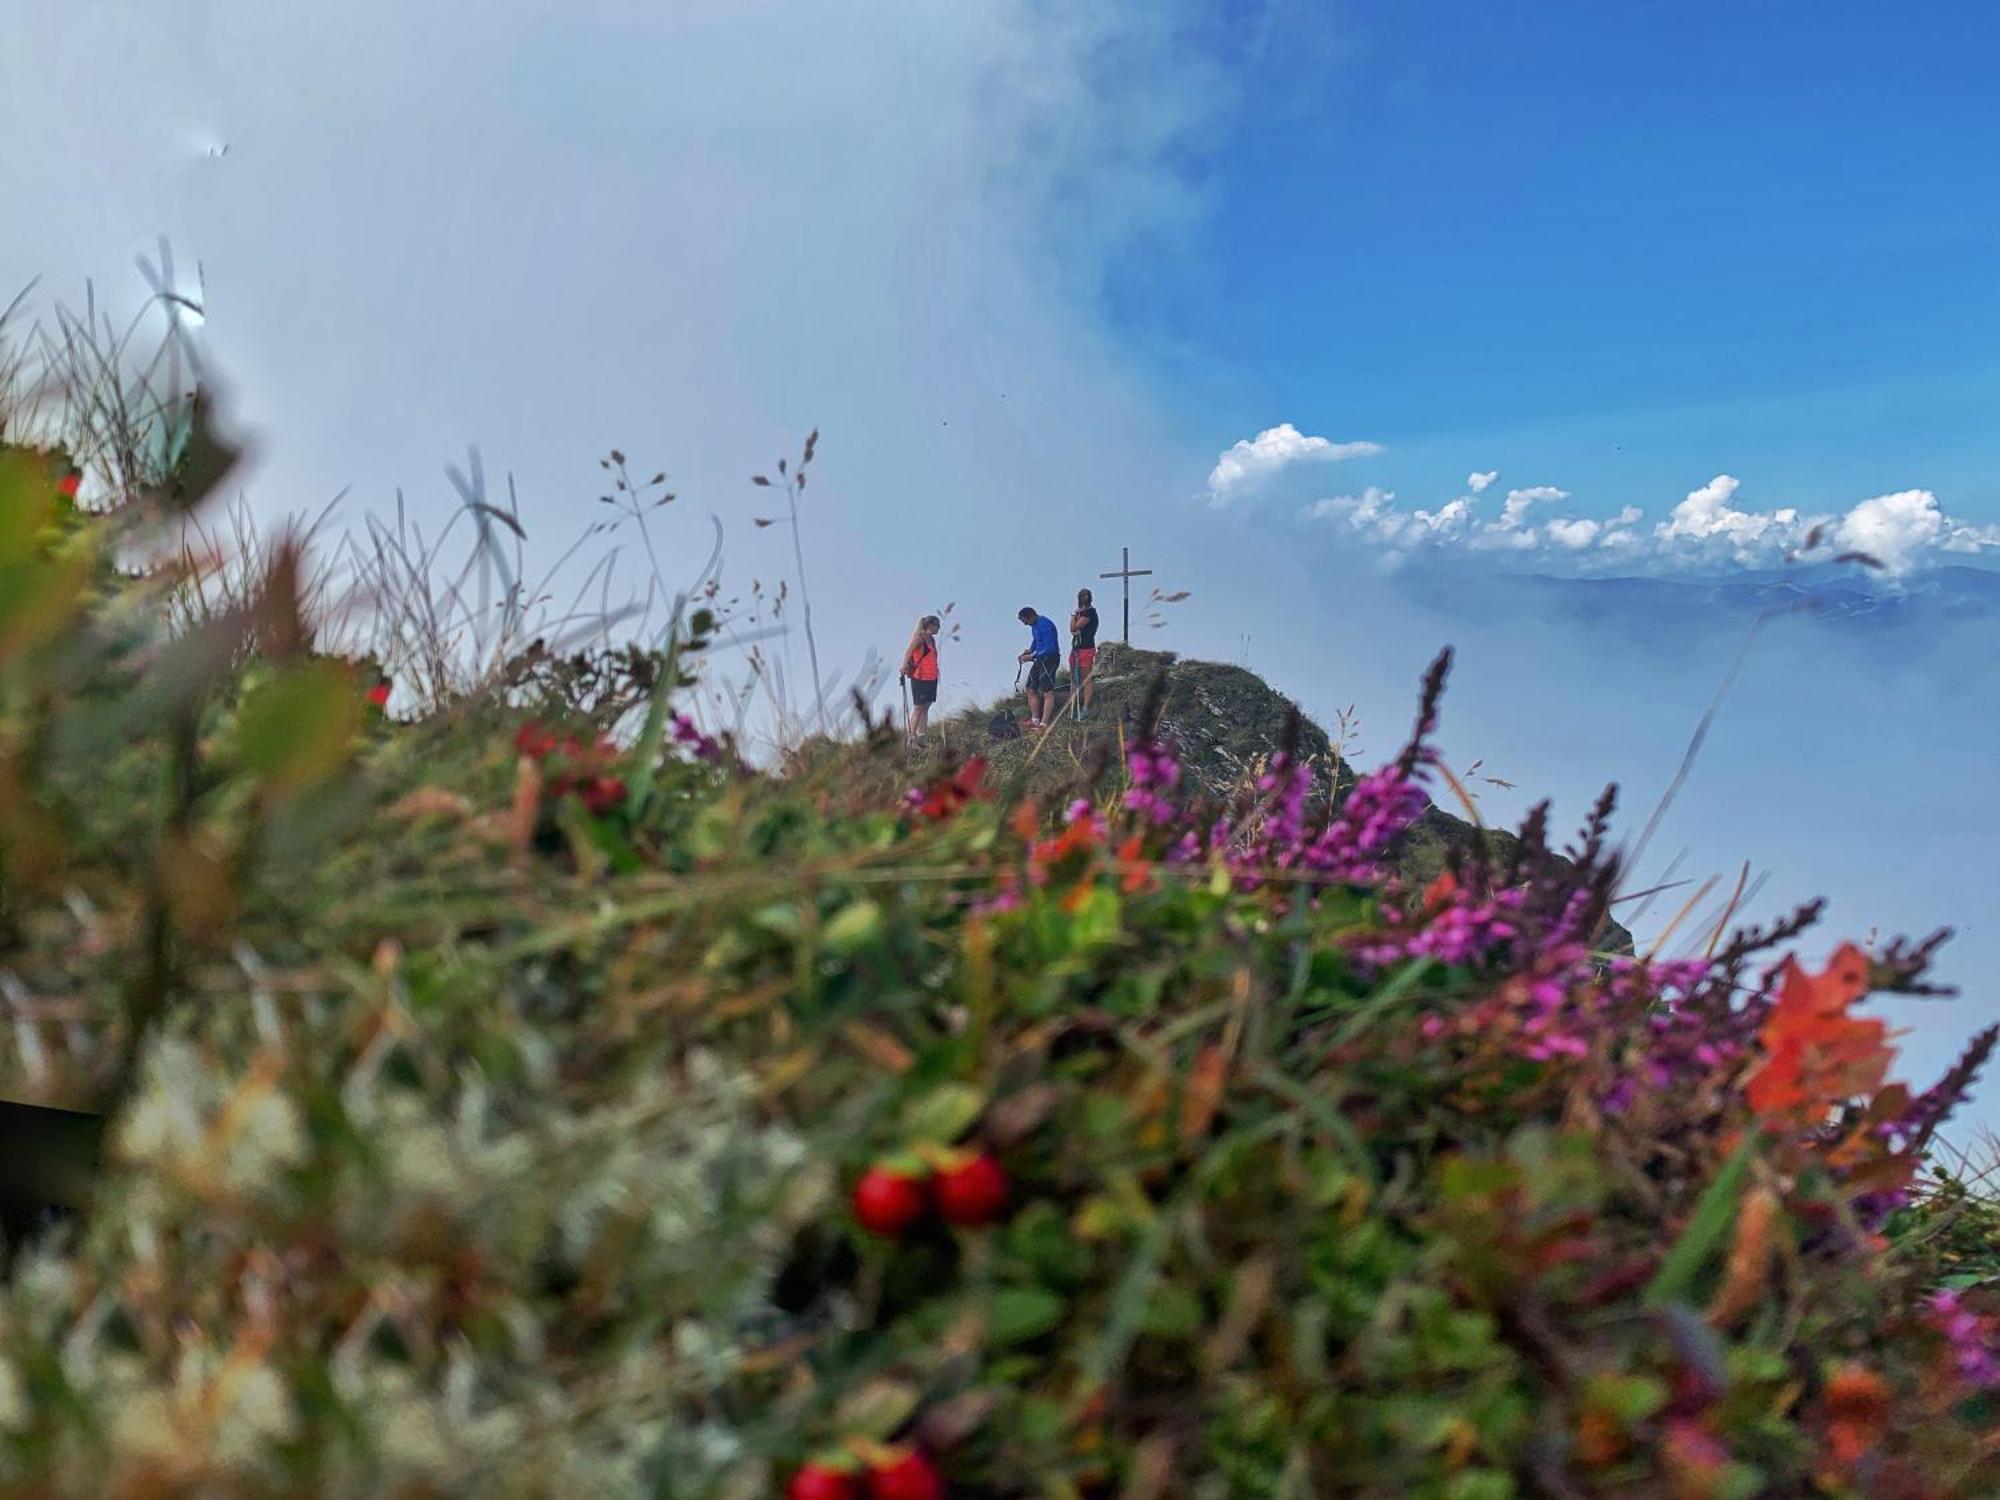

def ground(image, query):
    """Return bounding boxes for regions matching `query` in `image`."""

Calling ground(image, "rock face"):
[908,641,1633,953]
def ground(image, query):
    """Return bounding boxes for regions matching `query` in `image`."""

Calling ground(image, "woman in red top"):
[1069,588,1100,721]
[901,614,941,743]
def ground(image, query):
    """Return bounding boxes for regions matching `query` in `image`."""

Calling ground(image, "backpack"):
[987,710,1022,741]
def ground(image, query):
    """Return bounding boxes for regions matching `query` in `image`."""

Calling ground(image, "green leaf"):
[1329,957,1438,1048]
[1444,1474,1515,1500]
[1017,1395,1067,1446]
[990,1286,1066,1345]
[833,1379,922,1441]
[627,605,683,817]
[0,449,57,566]
[1141,1282,1204,1338]
[902,1083,986,1145]
[0,554,87,659]
[236,660,362,792]
[1078,1193,1172,1387]
[1645,1132,1758,1308]
[1585,1372,1669,1426]
[751,902,802,939]
[822,898,882,955]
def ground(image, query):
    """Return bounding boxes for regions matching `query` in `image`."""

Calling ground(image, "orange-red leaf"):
[1823,1364,1893,1464]
[1179,1043,1227,1144]
[1744,943,1894,1128]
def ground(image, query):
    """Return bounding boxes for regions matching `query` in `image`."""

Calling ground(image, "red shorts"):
[1072,647,1097,677]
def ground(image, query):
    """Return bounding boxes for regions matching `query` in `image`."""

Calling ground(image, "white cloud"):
[1206,423,1383,506]
[1469,525,1542,551]
[1411,496,1474,537]
[1834,489,1946,574]
[1304,484,1394,530]
[1467,470,1498,494]
[1499,484,1568,529]
[1544,517,1603,550]
[1654,475,1810,559]
[1291,464,2000,579]
[1942,522,2000,553]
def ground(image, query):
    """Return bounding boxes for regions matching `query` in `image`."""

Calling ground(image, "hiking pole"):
[899,674,911,744]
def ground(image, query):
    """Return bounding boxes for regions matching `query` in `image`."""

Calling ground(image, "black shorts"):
[910,677,937,706]
[1026,654,1059,692]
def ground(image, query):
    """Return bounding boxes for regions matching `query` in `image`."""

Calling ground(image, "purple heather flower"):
[1929,1290,2000,1389]
[671,712,721,761]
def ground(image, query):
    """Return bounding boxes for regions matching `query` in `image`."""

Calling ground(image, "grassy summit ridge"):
[813,642,1634,953]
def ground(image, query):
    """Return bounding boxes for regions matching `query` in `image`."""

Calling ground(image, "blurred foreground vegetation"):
[0,297,1995,1498]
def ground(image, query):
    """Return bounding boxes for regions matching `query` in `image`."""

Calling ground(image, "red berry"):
[789,1460,861,1500]
[581,775,627,815]
[56,474,80,498]
[852,1163,928,1239]
[367,681,391,709]
[932,1152,1009,1227]
[514,723,557,759]
[867,1448,943,1500]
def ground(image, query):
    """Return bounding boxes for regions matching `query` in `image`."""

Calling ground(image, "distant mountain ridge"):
[1398,559,2000,635]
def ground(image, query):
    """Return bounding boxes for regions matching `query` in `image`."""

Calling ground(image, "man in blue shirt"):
[1017,606,1061,729]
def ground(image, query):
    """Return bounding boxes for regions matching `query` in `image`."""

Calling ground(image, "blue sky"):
[1104,0,2000,535]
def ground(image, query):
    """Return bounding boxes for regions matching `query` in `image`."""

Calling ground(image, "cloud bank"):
[1199,423,2000,577]
[0,1,1258,734]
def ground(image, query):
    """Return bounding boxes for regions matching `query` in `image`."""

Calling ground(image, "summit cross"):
[1099,546,1154,645]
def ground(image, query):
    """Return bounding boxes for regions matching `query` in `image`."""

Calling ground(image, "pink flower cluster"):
[1353,881,1526,972]
[672,712,721,762]
[1122,737,1435,898]
[1929,1289,2000,1389]
[1094,653,1998,1210]
[1123,741,1183,826]
[1307,761,1433,882]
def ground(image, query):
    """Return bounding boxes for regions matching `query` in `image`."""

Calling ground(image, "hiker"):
[900,614,941,743]
[1069,587,1100,721]
[1017,605,1061,729]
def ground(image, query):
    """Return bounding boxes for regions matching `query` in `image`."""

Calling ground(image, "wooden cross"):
[1099,546,1153,645]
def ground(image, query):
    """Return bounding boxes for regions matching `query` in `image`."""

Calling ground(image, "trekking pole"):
[899,674,911,743]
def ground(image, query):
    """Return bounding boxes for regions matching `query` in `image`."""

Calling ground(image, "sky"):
[1125,0,2000,532]
[3,0,1997,1118]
